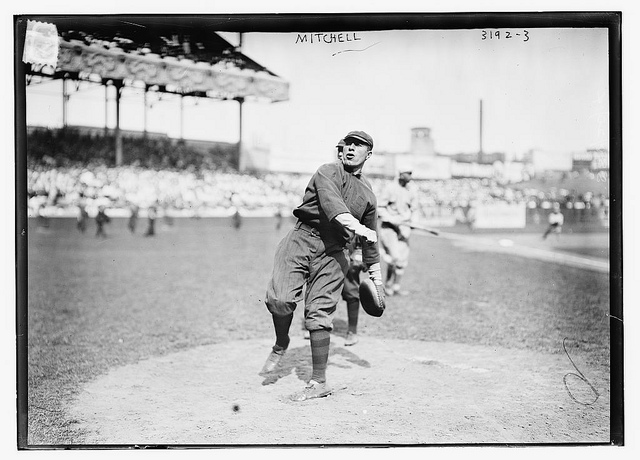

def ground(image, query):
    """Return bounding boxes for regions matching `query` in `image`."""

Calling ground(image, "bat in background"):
[408,224,440,236]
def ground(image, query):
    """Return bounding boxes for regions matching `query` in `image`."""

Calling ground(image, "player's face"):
[342,137,372,169]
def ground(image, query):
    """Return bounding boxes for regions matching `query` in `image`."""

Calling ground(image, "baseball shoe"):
[303,329,310,340]
[259,346,286,375]
[344,332,359,346]
[290,380,333,402]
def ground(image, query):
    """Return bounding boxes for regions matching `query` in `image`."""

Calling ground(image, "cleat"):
[290,380,333,402]
[344,332,359,346]
[259,347,286,375]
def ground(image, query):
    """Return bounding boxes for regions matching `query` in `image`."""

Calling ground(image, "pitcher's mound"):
[69,336,609,445]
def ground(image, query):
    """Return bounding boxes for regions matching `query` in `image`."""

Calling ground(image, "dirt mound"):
[68,336,609,445]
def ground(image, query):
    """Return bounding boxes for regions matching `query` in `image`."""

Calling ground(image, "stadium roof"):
[22,17,289,102]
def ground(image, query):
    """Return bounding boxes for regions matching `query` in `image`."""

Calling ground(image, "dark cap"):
[344,130,374,149]
[336,138,346,148]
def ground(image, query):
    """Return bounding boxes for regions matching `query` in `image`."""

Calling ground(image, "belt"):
[295,220,321,237]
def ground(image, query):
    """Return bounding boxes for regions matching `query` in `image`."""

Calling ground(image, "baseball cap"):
[344,130,374,149]
[336,138,346,148]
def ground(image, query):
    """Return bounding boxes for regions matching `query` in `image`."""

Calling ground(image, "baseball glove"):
[359,278,386,317]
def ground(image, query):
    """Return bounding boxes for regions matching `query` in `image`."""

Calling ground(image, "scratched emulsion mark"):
[562,337,600,405]
[332,42,380,56]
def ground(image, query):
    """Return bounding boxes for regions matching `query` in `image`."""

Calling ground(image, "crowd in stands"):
[27,127,237,170]
[26,128,609,222]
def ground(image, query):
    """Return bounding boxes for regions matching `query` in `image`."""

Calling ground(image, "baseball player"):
[542,202,564,240]
[336,137,365,346]
[261,130,382,402]
[378,169,418,296]
[302,138,349,341]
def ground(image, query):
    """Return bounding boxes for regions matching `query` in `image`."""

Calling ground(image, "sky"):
[24,26,610,166]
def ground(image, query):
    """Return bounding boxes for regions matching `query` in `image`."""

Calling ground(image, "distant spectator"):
[466,201,477,231]
[145,205,157,237]
[36,204,50,230]
[95,205,111,238]
[128,204,139,233]
[162,202,174,227]
[232,208,242,230]
[77,203,89,233]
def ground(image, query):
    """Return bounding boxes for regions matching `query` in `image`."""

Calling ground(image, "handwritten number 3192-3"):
[482,30,529,41]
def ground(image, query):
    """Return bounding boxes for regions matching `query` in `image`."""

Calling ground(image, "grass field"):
[25,216,611,445]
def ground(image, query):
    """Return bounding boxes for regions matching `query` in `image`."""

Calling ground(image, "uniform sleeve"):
[315,163,350,221]
[361,200,380,266]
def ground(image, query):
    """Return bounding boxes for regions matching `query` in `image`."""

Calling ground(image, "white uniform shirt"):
[379,181,418,226]
[549,211,564,225]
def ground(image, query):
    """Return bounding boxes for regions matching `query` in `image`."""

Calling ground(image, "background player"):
[542,202,564,240]
[261,130,382,402]
[378,169,418,296]
[341,236,366,346]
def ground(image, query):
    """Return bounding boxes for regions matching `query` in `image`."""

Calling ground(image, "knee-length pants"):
[266,222,349,331]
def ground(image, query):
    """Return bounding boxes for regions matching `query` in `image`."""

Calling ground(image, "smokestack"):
[479,99,483,163]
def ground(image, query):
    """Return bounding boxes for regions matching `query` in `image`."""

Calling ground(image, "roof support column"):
[62,76,68,127]
[143,85,148,139]
[236,96,245,171]
[114,80,123,166]
[104,81,109,135]
[180,94,184,141]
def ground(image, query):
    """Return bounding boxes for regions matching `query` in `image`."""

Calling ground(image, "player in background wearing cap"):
[378,170,418,296]
[261,131,382,401]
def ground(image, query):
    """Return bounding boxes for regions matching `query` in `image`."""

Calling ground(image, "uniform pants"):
[342,264,362,302]
[380,226,410,269]
[266,221,349,331]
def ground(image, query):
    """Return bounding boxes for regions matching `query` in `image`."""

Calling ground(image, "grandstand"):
[20,17,610,231]
[20,17,289,169]
[26,126,610,233]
